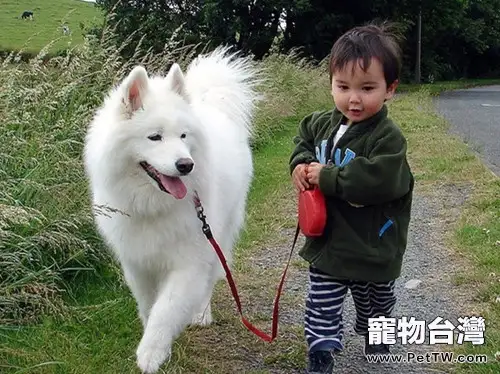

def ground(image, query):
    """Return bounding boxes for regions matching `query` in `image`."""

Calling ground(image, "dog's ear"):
[166,63,189,102]
[122,66,149,114]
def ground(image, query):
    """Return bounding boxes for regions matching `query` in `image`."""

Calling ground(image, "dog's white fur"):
[84,48,258,373]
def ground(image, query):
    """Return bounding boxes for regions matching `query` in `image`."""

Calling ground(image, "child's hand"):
[306,162,325,185]
[292,164,310,192]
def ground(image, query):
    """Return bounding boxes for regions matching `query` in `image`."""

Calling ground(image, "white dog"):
[83,48,258,373]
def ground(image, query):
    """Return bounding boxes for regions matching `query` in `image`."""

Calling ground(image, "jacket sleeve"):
[289,112,320,174]
[317,127,412,205]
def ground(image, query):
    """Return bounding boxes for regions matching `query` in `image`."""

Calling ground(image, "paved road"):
[434,85,500,175]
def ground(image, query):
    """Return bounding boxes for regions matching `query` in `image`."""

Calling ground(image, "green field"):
[0,0,102,53]
[0,4,499,371]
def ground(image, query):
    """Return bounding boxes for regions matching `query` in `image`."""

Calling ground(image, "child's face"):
[331,58,397,124]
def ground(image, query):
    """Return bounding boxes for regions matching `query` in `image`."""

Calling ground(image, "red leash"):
[193,192,300,342]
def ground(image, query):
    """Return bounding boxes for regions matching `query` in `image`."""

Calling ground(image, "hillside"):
[0,0,102,53]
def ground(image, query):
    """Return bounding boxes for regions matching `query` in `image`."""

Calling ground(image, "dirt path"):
[249,183,472,373]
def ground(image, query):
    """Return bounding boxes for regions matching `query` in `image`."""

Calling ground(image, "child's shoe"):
[306,350,334,374]
[363,335,390,358]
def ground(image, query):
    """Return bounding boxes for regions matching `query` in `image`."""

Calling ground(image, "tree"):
[202,0,291,59]
[95,0,205,57]
[281,0,380,60]
[97,0,291,60]
[94,0,500,80]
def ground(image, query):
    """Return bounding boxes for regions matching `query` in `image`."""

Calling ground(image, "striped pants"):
[305,266,397,353]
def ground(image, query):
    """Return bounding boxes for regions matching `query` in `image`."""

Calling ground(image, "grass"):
[392,90,500,372]
[0,31,331,373]
[0,0,102,54]
[1,23,500,373]
[448,163,500,369]
[3,83,499,373]
[0,119,310,374]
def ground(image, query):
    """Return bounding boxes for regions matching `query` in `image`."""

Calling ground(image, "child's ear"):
[385,79,399,101]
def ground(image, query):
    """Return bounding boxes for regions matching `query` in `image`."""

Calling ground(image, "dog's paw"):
[136,340,171,373]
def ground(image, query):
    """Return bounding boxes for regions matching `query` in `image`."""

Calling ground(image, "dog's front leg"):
[122,262,157,328]
[135,266,211,373]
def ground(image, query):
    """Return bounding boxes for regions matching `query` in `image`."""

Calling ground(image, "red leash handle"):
[194,193,299,342]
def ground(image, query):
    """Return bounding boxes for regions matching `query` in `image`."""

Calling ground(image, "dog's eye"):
[148,134,162,141]
[180,133,187,139]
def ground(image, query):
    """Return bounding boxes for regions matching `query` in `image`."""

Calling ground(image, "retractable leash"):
[193,191,300,342]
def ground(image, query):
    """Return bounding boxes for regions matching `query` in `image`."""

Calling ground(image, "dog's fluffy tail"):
[185,47,260,138]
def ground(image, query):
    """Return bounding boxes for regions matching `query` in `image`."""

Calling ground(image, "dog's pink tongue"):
[158,174,187,199]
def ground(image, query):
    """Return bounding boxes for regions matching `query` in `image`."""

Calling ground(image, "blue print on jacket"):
[315,140,328,164]
[316,140,356,166]
[334,148,356,166]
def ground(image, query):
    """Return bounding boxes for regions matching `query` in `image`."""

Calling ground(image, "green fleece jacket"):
[289,105,414,282]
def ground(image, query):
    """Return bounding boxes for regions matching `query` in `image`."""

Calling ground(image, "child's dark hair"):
[329,22,403,86]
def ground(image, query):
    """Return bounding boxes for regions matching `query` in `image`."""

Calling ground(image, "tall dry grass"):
[0,26,332,324]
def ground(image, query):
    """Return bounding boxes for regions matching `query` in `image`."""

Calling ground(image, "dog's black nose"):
[175,158,194,175]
